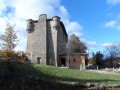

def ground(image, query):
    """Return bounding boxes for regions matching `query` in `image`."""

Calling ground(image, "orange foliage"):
[0,50,27,64]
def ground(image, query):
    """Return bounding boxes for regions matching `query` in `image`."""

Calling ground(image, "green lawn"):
[12,64,120,86]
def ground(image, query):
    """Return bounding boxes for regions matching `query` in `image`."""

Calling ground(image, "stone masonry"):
[26,14,68,66]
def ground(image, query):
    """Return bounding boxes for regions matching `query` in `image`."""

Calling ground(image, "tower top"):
[52,16,60,21]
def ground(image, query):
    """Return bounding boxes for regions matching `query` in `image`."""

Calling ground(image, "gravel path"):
[86,69,120,75]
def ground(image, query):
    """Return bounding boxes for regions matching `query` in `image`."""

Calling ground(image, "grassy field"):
[12,64,120,86]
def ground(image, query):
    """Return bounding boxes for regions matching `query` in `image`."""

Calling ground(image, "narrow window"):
[73,59,76,62]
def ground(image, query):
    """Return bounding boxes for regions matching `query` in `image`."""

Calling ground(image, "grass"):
[11,63,120,86]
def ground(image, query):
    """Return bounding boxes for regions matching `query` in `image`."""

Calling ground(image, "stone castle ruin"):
[26,14,86,69]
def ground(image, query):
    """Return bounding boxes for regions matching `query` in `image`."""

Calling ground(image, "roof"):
[60,53,87,56]
[60,21,68,36]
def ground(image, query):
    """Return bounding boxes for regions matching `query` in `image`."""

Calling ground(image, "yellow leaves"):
[0,50,27,64]
[0,23,19,52]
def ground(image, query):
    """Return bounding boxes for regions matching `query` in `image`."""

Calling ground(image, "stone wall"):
[26,14,47,64]
[47,17,68,66]
[47,20,56,66]
[26,21,36,62]
[60,54,86,69]
[33,14,47,64]
[26,14,68,66]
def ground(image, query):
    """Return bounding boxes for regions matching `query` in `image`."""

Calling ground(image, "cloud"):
[104,20,117,28]
[101,43,113,48]
[106,0,120,5]
[104,20,120,30]
[66,21,83,37]
[0,0,84,51]
[86,41,97,47]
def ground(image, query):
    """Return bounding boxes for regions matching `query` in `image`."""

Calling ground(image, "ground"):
[0,62,120,90]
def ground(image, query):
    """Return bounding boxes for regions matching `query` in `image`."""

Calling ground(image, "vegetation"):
[66,34,87,54]
[94,51,104,66]
[105,43,120,67]
[88,53,96,65]
[12,63,120,86]
[0,23,19,52]
[0,23,27,63]
[66,34,87,67]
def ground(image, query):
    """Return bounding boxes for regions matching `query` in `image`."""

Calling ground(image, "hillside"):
[0,63,120,90]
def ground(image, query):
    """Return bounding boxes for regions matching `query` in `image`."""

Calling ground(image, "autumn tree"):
[88,52,96,66]
[0,23,19,61]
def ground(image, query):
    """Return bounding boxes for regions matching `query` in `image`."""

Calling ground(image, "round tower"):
[52,16,60,30]
[26,19,34,33]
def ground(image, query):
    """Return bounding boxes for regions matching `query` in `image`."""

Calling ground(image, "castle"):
[26,14,86,69]
[26,14,68,66]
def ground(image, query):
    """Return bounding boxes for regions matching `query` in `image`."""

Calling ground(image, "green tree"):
[95,51,104,66]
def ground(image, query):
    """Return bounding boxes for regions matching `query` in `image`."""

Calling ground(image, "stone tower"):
[26,14,68,66]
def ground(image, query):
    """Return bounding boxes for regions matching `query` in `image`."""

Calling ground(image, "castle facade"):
[26,14,68,66]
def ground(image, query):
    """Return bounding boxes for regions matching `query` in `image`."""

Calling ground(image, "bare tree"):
[105,43,120,67]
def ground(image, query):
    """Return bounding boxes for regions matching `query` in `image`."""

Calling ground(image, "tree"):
[66,34,87,67]
[88,52,96,66]
[105,43,120,67]
[95,51,104,66]
[0,23,19,61]
[66,34,87,54]
[0,23,19,52]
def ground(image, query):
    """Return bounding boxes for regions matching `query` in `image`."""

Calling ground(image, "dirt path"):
[86,70,120,75]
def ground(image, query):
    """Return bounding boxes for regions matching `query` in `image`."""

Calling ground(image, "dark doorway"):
[37,57,41,64]
[61,58,66,66]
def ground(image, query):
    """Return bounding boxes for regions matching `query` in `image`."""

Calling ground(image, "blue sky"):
[62,0,120,52]
[0,0,120,53]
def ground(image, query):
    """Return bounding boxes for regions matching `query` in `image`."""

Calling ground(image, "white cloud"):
[106,0,120,5]
[66,21,83,36]
[59,6,69,19]
[0,0,83,51]
[104,20,117,28]
[104,20,120,30]
[86,41,97,47]
[101,43,113,48]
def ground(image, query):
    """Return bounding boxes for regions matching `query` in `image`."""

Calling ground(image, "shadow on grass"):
[0,62,119,90]
[13,63,119,84]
